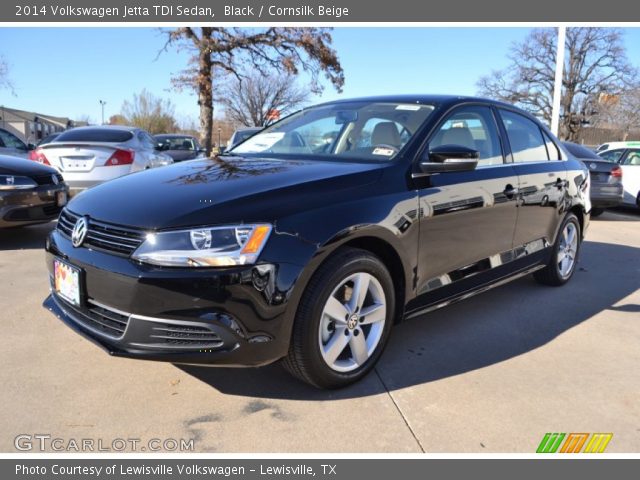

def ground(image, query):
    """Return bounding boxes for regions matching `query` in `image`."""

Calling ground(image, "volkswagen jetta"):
[43,96,589,388]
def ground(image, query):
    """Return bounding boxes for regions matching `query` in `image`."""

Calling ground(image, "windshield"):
[157,136,197,151]
[231,101,436,161]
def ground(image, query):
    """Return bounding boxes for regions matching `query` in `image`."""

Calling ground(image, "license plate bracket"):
[53,258,83,307]
[56,190,68,207]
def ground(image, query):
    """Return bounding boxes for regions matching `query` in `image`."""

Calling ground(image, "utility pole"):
[99,100,107,125]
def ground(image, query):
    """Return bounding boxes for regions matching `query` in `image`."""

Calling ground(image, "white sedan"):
[29,126,173,195]
[598,146,640,208]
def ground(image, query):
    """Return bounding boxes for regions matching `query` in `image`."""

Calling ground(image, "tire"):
[282,247,396,389]
[534,213,581,286]
[590,208,604,217]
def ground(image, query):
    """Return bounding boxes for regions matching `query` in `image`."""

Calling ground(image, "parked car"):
[0,127,35,159]
[0,155,68,228]
[36,132,62,146]
[598,146,640,208]
[562,142,623,217]
[596,140,640,153]
[29,126,173,195]
[43,95,589,388]
[227,127,262,150]
[155,134,207,162]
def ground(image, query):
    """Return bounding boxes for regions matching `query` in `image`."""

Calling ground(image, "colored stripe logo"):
[537,433,612,453]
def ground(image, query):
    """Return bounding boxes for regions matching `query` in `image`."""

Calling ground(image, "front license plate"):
[56,190,68,207]
[54,259,81,307]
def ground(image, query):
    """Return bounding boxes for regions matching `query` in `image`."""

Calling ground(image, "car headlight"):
[132,224,272,267]
[0,175,37,190]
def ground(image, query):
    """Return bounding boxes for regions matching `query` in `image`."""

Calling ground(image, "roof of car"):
[315,94,518,109]
[155,133,197,138]
[72,125,139,132]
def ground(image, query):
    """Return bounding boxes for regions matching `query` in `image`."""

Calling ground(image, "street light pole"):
[218,127,222,150]
[99,100,107,125]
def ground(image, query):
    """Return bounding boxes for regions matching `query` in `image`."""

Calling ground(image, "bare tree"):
[162,27,344,153]
[0,55,14,94]
[592,88,640,139]
[477,28,638,140]
[119,89,178,134]
[219,72,310,127]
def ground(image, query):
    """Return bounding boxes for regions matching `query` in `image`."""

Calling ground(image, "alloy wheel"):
[318,272,387,372]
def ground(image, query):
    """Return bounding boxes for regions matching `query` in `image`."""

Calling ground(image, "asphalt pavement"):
[1,209,638,453]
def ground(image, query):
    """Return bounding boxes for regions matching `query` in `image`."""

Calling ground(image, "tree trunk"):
[197,29,214,155]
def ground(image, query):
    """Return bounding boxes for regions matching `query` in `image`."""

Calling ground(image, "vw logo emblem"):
[71,217,89,248]
[51,174,59,185]
[589,163,597,170]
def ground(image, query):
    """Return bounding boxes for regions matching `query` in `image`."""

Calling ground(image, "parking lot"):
[1,209,639,453]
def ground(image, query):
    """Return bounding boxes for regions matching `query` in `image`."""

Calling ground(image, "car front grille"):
[33,173,64,185]
[149,324,224,348]
[57,209,145,256]
[57,296,130,339]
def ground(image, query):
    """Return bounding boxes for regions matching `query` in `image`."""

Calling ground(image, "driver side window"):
[430,106,504,166]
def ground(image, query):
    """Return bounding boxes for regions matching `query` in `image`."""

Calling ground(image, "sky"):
[1,27,640,124]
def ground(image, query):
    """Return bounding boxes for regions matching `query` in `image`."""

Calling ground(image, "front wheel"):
[282,248,395,389]
[534,213,581,286]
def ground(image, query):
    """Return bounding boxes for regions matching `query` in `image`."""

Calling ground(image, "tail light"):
[105,149,135,166]
[28,148,51,165]
[611,165,623,178]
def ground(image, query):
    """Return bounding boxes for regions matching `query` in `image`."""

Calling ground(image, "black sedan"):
[0,155,69,228]
[43,95,589,388]
[563,142,623,217]
[155,134,207,162]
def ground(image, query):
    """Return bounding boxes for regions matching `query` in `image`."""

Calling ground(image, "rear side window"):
[542,131,561,160]
[56,129,134,143]
[624,150,640,166]
[499,110,549,162]
[598,149,625,163]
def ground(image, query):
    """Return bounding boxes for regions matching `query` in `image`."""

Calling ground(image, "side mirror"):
[155,142,166,151]
[27,143,37,151]
[418,144,479,174]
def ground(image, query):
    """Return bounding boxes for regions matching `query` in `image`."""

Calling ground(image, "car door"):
[412,104,519,307]
[497,109,568,253]
[619,149,640,206]
[0,129,29,158]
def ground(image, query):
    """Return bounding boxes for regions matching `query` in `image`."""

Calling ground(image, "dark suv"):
[43,96,589,388]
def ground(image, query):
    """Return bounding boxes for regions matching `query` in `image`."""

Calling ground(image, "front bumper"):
[44,229,305,366]
[0,183,68,228]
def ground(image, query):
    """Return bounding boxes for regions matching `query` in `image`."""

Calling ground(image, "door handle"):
[503,184,519,198]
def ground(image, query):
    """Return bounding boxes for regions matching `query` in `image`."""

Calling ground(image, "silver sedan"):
[29,126,173,194]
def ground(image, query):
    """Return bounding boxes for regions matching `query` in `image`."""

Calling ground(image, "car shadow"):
[595,207,640,221]
[178,240,639,400]
[0,222,55,251]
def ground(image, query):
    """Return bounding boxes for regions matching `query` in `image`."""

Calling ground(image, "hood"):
[68,156,385,229]
[0,155,58,176]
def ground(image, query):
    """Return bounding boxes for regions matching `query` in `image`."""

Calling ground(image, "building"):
[0,106,87,143]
